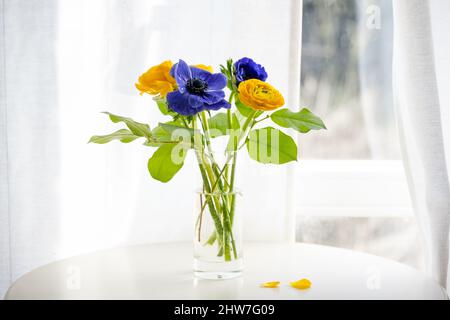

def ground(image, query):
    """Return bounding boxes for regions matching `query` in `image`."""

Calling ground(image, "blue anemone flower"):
[234,57,268,84]
[166,60,230,116]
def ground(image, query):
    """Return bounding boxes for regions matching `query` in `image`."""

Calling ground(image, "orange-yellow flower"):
[135,60,176,98]
[261,281,280,288]
[290,278,311,290]
[193,64,213,73]
[238,79,284,111]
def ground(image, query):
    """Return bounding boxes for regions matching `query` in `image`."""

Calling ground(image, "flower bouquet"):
[90,58,325,279]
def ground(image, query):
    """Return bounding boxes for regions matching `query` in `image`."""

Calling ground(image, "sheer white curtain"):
[393,0,450,288]
[0,0,62,299]
[0,0,302,297]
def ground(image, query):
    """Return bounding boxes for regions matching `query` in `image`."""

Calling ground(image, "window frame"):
[293,160,412,218]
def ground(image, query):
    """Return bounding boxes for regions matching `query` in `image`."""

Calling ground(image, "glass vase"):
[194,189,243,279]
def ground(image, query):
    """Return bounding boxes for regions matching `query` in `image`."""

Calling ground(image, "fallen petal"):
[290,279,311,290]
[261,281,280,288]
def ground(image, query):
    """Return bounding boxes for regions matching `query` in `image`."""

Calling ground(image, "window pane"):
[297,216,424,270]
[300,0,399,160]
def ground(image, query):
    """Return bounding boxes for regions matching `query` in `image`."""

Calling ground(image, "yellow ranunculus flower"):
[193,64,213,73]
[290,278,311,290]
[135,60,176,98]
[238,79,284,111]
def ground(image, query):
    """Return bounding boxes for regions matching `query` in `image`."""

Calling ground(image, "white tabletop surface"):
[5,242,447,300]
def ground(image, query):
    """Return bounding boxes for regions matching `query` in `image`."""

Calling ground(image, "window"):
[296,0,423,270]
[301,0,398,160]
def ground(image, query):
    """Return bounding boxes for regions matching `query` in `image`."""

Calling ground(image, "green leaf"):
[246,127,297,164]
[103,112,151,138]
[89,129,139,144]
[235,99,253,117]
[144,122,197,149]
[235,98,263,118]
[144,121,185,147]
[270,108,326,133]
[151,125,172,141]
[147,143,188,183]
[159,122,197,137]
[233,109,249,128]
[207,113,240,138]
[144,127,172,147]
[154,98,175,116]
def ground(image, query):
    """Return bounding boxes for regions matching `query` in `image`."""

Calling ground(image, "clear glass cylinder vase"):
[194,189,243,279]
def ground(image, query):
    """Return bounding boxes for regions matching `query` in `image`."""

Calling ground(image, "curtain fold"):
[0,0,11,298]
[393,0,450,288]
[0,0,62,297]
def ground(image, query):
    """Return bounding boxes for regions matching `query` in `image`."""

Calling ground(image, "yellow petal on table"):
[290,279,312,290]
[261,281,280,288]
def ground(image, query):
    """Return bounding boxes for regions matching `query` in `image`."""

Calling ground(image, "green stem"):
[200,111,214,155]
[193,116,234,259]
[201,111,238,260]
[254,115,270,124]
[196,154,234,223]
[191,117,224,250]
[195,107,258,261]
[221,199,237,259]
[225,110,257,254]
[205,231,217,246]
[199,112,231,189]
[227,94,234,130]
[229,153,237,224]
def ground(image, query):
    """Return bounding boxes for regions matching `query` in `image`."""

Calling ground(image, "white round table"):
[5,242,447,300]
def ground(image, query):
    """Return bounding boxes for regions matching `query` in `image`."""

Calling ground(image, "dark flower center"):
[186,78,208,94]
[240,68,257,80]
